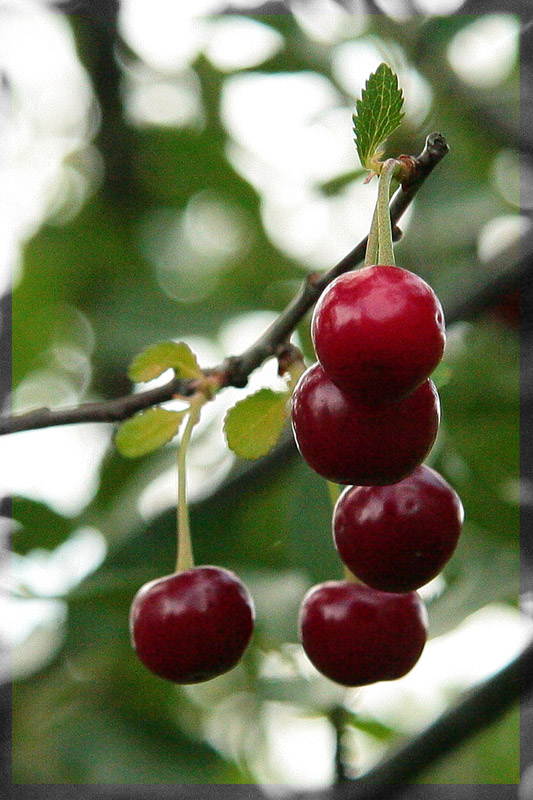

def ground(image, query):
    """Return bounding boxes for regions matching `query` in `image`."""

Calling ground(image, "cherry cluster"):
[291,264,464,686]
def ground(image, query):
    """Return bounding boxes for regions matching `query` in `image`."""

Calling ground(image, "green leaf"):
[115,406,187,458]
[128,341,202,383]
[224,388,289,460]
[353,62,405,171]
[11,498,74,555]
[343,711,397,742]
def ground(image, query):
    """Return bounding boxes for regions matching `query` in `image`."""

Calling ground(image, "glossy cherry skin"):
[333,465,464,593]
[291,363,440,485]
[130,566,255,684]
[299,581,428,686]
[311,265,446,404]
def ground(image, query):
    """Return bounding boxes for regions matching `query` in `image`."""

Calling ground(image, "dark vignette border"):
[3,0,531,798]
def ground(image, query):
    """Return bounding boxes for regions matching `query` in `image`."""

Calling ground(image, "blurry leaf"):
[319,167,368,196]
[11,497,74,554]
[224,388,289,460]
[438,321,519,542]
[353,62,405,170]
[12,621,247,783]
[286,460,342,585]
[115,407,187,458]
[61,707,237,783]
[128,340,202,382]
[427,524,519,638]
[190,453,297,570]
[441,321,519,410]
[343,710,397,742]
[430,361,453,389]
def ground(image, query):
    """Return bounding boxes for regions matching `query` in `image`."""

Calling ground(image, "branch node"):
[426,131,449,156]
[220,356,249,389]
[276,341,304,377]
[307,271,323,288]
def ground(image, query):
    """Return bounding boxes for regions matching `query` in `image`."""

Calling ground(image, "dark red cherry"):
[333,465,464,593]
[290,363,440,485]
[311,265,445,403]
[130,566,254,684]
[299,581,428,686]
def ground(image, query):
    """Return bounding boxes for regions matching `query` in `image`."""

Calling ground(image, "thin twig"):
[0,376,196,435]
[329,705,350,785]
[1,134,449,437]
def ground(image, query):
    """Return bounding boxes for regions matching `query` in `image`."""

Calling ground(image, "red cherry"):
[130,566,254,684]
[290,363,440,485]
[299,581,428,686]
[333,465,464,593]
[311,265,446,404]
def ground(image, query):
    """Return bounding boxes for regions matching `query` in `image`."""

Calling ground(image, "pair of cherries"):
[292,265,463,686]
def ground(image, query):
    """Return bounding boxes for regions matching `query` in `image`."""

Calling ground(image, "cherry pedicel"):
[130,566,255,684]
[299,581,428,686]
[333,465,464,593]
[291,362,440,486]
[311,265,445,404]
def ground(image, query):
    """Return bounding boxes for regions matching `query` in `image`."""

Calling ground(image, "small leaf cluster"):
[115,342,202,458]
[115,339,299,462]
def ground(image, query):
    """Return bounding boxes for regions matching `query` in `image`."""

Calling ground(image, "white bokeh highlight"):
[0,423,112,516]
[447,16,519,88]
[204,16,284,72]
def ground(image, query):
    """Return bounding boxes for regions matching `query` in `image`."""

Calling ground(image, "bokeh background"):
[1,0,530,789]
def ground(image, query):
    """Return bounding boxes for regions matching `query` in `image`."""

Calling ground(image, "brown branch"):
[1,133,449,437]
[0,376,197,434]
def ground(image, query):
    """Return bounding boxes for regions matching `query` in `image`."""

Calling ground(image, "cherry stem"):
[175,393,205,573]
[286,357,307,393]
[364,200,380,267]
[377,159,401,265]
[344,565,360,584]
[327,480,342,508]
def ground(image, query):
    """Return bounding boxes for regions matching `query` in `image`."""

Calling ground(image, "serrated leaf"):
[128,341,202,383]
[224,388,289,460]
[115,407,187,458]
[353,62,404,171]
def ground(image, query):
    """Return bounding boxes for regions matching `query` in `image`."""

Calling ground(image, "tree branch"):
[0,376,196,434]
[1,133,448,437]
[303,632,533,800]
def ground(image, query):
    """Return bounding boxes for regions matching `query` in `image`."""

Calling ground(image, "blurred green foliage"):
[10,9,521,787]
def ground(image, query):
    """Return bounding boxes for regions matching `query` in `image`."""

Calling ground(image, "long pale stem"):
[377,159,401,265]
[175,394,205,573]
[364,200,380,267]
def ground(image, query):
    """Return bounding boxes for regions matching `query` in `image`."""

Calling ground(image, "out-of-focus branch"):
[304,633,533,800]
[1,133,448,437]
